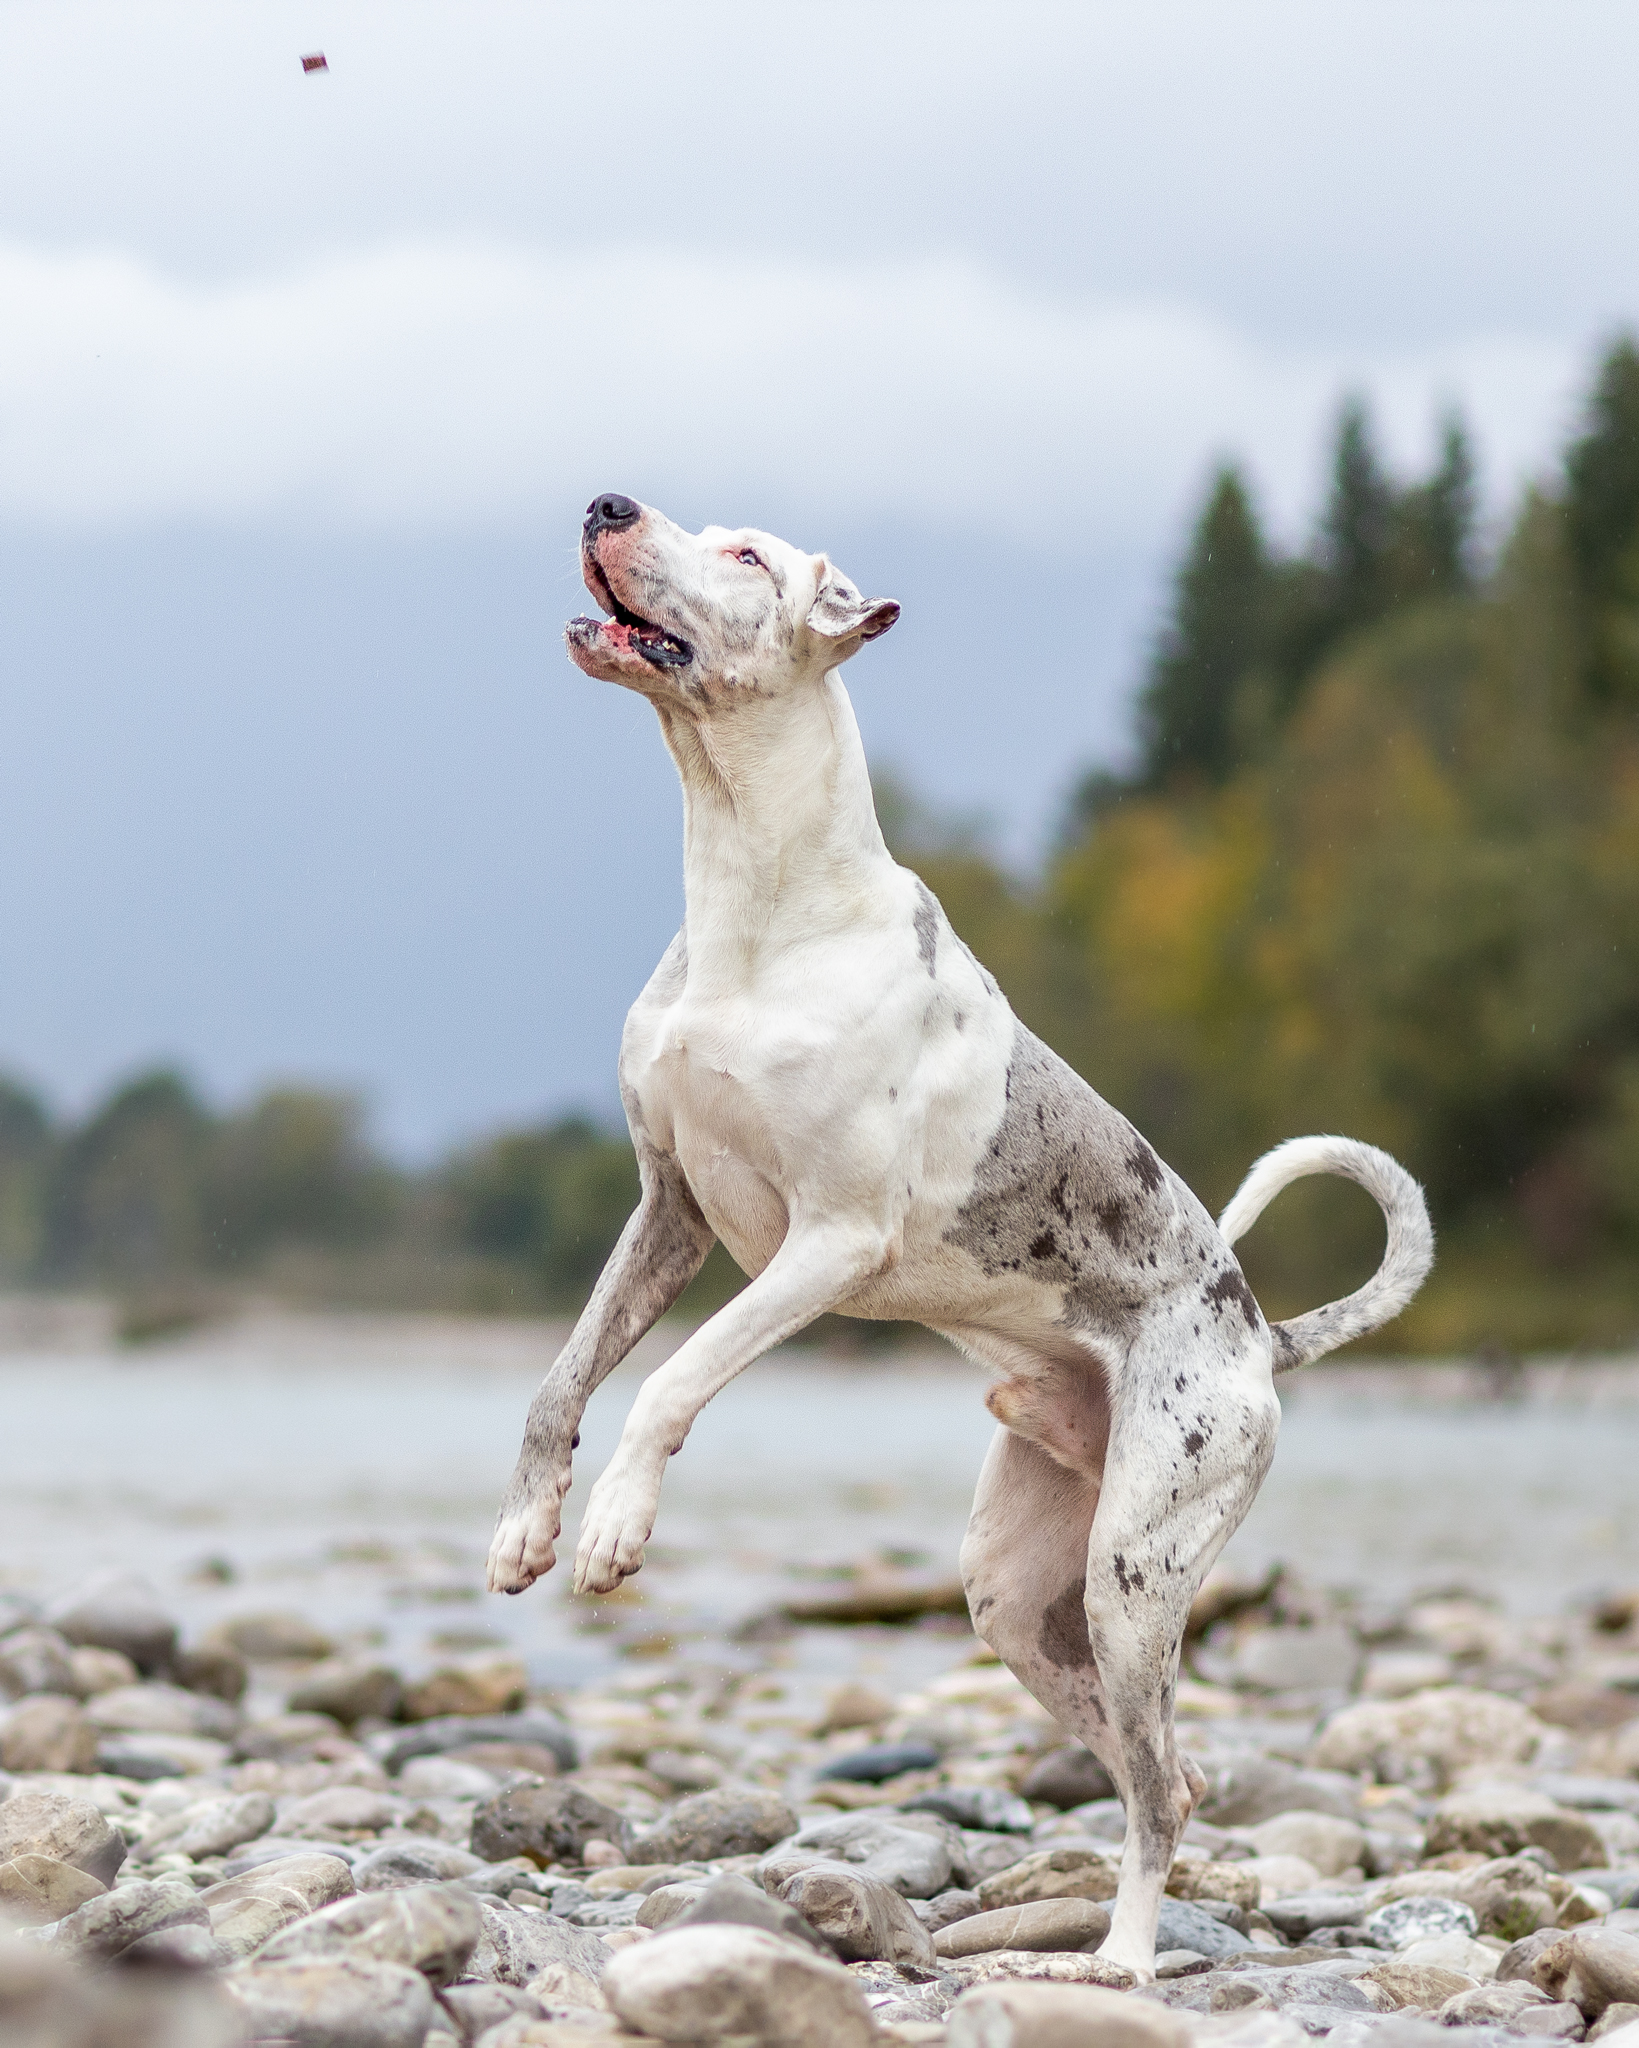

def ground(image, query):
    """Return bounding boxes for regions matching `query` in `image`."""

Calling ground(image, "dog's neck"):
[655,669,892,985]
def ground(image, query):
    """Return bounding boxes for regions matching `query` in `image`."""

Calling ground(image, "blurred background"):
[2,0,1638,1359]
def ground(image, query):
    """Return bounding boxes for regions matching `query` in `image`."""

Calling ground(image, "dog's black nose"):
[584,493,641,536]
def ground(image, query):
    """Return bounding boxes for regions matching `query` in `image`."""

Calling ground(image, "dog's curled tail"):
[1218,1135,1434,1372]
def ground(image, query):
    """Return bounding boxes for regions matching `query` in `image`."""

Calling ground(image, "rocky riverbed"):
[5,1554,1639,2048]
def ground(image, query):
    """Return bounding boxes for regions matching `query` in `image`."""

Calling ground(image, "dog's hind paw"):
[485,1508,560,1595]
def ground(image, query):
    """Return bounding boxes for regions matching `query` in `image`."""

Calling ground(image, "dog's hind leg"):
[960,1331,1278,1981]
[486,1147,714,1594]
[1084,1331,1279,1978]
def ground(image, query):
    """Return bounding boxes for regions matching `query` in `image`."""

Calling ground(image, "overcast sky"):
[2,2,1636,1152]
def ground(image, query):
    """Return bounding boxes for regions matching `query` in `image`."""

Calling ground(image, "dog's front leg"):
[573,1219,889,1595]
[486,1151,713,1594]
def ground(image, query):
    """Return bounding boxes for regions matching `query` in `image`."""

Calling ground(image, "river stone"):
[1440,1981,1566,2027]
[1156,1897,1263,1958]
[198,1851,356,1959]
[97,1731,230,1778]
[761,1811,954,1899]
[1501,1932,1575,1983]
[1592,2007,1639,2041]
[0,1627,79,1699]
[0,1853,106,1923]
[50,1876,208,1957]
[88,1681,239,1740]
[1020,1745,1119,1810]
[949,1980,1189,2048]
[976,1844,1122,1911]
[1366,1897,1479,1948]
[172,1639,249,1703]
[1245,1810,1367,1877]
[1428,1786,1609,1872]
[1534,1931,1639,2018]
[602,1922,877,2047]
[1361,1961,1480,2009]
[1263,1889,1376,1940]
[224,1835,358,1876]
[288,1657,405,1727]
[1167,1859,1263,1913]
[1312,1688,1544,1791]
[124,1921,234,1970]
[466,1897,609,1988]
[660,1871,838,1959]
[0,1786,127,1884]
[139,1790,276,1863]
[281,1786,406,1838]
[934,1897,1110,1958]
[224,1954,435,2048]
[1235,1624,1362,1693]
[945,1952,1137,1993]
[212,1611,337,1662]
[257,1883,482,1985]
[398,1756,499,1801]
[1148,1963,1385,2019]
[469,1782,629,1867]
[772,1862,937,1965]
[0,1694,98,1774]
[401,1659,528,1724]
[628,1787,797,1865]
[438,1982,547,2040]
[354,1840,486,1890]
[815,1740,941,1783]
[376,1712,576,1777]
[66,1645,139,1696]
[1198,1756,1362,1826]
[901,1786,1036,1834]
[46,1574,178,1675]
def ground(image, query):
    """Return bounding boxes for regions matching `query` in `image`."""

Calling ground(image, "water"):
[1,1308,1636,1696]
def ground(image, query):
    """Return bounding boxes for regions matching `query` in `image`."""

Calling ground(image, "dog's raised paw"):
[485,1509,559,1594]
[571,1487,650,1596]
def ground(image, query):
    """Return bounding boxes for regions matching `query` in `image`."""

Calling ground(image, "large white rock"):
[223,1954,434,2048]
[197,1851,355,1960]
[1311,1687,1544,1789]
[602,1923,877,2047]
[1243,1810,1366,1877]
[948,1980,1188,2047]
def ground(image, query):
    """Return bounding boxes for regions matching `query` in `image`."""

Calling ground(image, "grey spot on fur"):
[913,882,939,977]
[944,1025,1180,1337]
[1040,1577,1093,1667]
[1204,1265,1262,1334]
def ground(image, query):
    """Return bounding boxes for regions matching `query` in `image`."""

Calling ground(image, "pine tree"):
[1565,335,1639,702]
[1418,412,1478,592]
[1321,396,1396,629]
[1137,465,1270,788]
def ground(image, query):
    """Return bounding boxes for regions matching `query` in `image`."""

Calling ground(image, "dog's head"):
[565,494,898,705]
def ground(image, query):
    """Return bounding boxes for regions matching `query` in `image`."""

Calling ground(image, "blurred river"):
[1,1307,1636,1696]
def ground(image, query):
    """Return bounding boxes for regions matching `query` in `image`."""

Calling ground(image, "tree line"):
[3,338,1636,1350]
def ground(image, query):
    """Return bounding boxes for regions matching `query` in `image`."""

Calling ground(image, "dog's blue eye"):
[737,549,763,569]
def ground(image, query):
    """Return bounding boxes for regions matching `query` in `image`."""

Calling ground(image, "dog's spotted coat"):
[485,497,1434,1977]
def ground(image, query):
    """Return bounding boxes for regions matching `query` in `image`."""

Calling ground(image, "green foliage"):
[1566,337,1639,705]
[445,1117,640,1308]
[0,1076,51,1283]
[202,1090,400,1265]
[1136,465,1271,790]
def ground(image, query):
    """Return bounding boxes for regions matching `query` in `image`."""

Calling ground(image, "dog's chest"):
[633,997,820,1272]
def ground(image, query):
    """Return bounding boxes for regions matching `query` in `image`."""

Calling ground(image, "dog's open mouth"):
[570,559,693,671]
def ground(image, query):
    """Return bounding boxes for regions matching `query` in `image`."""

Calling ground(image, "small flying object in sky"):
[300,52,328,74]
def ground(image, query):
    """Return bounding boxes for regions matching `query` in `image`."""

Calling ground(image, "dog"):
[486,492,1434,1977]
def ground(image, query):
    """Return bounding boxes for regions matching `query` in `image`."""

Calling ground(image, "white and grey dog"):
[486,493,1434,1977]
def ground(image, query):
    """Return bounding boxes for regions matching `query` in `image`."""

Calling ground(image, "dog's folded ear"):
[807,558,900,651]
